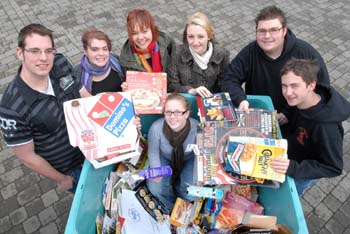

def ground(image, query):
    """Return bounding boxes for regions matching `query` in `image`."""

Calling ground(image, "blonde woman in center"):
[167,12,230,97]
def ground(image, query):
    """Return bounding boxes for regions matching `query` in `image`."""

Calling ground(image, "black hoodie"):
[285,85,350,179]
[222,29,330,116]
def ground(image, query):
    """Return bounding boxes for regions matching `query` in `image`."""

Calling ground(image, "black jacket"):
[285,85,350,179]
[221,29,330,116]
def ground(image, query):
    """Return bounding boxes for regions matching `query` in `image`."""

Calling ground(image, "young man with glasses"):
[0,23,89,193]
[221,5,330,133]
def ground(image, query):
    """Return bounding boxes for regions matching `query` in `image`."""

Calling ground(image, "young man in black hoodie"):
[221,5,330,131]
[270,58,350,196]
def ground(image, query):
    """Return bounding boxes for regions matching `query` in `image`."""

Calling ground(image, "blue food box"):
[65,94,308,234]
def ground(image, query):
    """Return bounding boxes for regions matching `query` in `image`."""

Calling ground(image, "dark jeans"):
[67,165,83,194]
[294,178,319,197]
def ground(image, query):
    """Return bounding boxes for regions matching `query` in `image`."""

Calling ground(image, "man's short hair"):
[18,23,54,49]
[255,5,287,29]
[280,58,320,85]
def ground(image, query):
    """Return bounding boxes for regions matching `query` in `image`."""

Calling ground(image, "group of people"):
[0,5,349,211]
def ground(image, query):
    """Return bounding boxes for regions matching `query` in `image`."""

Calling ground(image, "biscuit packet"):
[134,183,169,223]
[225,137,287,183]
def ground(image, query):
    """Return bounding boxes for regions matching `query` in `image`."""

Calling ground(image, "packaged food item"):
[225,137,287,183]
[138,165,172,179]
[135,183,169,222]
[96,214,103,234]
[223,192,263,215]
[125,71,167,114]
[187,185,224,200]
[101,214,116,234]
[170,197,194,227]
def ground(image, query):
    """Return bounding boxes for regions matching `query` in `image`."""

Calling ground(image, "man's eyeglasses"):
[23,48,56,56]
[164,110,188,116]
[256,27,284,36]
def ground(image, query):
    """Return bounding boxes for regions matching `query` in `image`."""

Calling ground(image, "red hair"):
[126,8,159,47]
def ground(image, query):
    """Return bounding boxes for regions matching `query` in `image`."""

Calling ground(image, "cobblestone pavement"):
[0,0,349,233]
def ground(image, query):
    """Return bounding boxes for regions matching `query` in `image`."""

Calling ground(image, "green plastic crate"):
[65,94,308,234]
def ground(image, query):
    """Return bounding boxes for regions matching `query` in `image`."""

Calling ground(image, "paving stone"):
[301,198,313,217]
[17,184,41,206]
[55,188,72,200]
[38,178,56,193]
[38,206,57,226]
[24,198,45,217]
[0,196,19,218]
[339,176,350,193]
[55,212,69,234]
[325,218,345,234]
[22,216,40,234]
[0,148,15,163]
[5,224,25,234]
[307,213,326,233]
[0,216,11,234]
[53,194,73,216]
[39,222,59,234]
[340,200,350,217]
[324,193,342,212]
[304,185,327,208]
[333,210,350,229]
[0,163,5,174]
[314,202,333,222]
[318,178,336,194]
[319,228,332,234]
[41,189,59,207]
[15,172,40,192]
[332,185,349,203]
[3,156,22,172]
[9,207,27,226]
[0,166,24,186]
[0,182,17,200]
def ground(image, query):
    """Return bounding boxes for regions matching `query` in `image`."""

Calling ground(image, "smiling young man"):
[270,58,350,196]
[0,24,89,193]
[221,5,330,132]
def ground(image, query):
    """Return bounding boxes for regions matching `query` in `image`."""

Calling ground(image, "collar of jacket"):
[180,43,222,65]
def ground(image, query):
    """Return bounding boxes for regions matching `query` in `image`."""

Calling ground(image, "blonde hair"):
[183,12,215,43]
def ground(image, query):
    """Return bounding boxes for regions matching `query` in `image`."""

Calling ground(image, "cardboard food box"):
[170,197,194,227]
[195,108,279,187]
[64,92,140,168]
[225,137,287,183]
[126,71,167,114]
[197,93,237,122]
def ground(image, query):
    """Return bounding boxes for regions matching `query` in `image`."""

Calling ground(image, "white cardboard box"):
[64,93,140,168]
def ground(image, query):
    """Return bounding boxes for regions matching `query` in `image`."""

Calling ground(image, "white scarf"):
[189,41,213,70]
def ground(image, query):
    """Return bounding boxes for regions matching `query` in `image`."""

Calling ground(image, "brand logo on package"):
[87,94,133,137]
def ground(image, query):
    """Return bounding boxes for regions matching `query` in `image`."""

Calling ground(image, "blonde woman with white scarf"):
[167,12,230,98]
